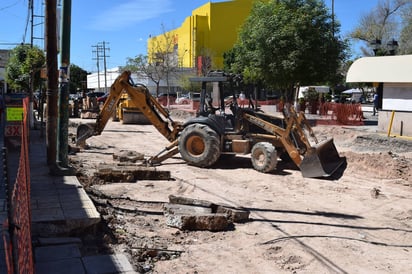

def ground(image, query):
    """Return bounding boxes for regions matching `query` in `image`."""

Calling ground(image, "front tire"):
[251,142,278,173]
[178,124,221,167]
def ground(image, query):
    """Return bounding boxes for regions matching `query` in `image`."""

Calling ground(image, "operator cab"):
[189,71,238,131]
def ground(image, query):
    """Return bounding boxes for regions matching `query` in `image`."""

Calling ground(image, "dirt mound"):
[169,108,196,122]
[353,134,412,153]
[342,151,411,183]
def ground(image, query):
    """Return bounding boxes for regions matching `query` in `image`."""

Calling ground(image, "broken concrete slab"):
[164,203,212,215]
[168,195,215,208]
[215,205,250,223]
[166,213,230,231]
[164,195,250,231]
[95,164,171,181]
[168,195,250,223]
[113,150,145,163]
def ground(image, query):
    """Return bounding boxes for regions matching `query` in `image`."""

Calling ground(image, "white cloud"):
[89,0,173,31]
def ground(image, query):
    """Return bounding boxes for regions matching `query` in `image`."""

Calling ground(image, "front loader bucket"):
[299,138,344,178]
[76,123,96,147]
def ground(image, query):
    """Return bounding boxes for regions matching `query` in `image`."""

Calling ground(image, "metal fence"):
[2,97,34,274]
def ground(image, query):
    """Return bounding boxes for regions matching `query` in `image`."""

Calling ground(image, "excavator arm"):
[76,71,183,148]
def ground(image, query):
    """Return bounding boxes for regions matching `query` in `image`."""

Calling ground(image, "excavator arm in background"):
[76,71,183,148]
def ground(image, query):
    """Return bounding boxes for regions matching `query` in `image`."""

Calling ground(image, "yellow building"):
[148,0,263,73]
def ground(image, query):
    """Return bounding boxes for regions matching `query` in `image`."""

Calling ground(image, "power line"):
[23,0,31,43]
[30,0,45,47]
[92,41,110,92]
[0,0,20,12]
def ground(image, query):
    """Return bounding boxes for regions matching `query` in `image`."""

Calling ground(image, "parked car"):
[86,91,105,98]
[157,92,177,105]
[158,92,177,99]
[175,94,189,104]
[97,92,109,104]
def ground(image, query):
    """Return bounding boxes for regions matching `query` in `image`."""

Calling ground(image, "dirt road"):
[69,113,411,274]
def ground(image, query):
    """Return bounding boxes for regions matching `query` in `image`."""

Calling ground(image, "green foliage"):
[6,44,46,92]
[69,64,88,93]
[305,87,320,102]
[122,54,148,73]
[123,54,168,97]
[223,49,236,73]
[228,0,348,97]
[399,3,412,54]
[178,73,202,93]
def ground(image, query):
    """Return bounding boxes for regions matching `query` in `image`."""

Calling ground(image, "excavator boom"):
[76,71,182,147]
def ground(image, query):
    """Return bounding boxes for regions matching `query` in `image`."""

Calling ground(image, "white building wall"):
[87,67,186,95]
[87,67,121,92]
[379,83,412,136]
[383,83,412,111]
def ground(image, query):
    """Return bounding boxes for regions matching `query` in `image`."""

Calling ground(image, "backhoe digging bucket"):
[299,138,344,178]
[76,123,96,147]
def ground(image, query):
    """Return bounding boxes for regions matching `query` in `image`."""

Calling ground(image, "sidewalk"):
[1,126,136,274]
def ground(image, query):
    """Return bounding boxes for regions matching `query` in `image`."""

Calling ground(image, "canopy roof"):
[346,55,412,83]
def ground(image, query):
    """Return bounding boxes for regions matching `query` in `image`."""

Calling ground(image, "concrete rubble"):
[95,163,171,182]
[164,195,250,231]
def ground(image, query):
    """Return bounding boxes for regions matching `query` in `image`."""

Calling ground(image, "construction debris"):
[166,213,230,231]
[164,195,250,231]
[113,150,145,163]
[94,163,171,182]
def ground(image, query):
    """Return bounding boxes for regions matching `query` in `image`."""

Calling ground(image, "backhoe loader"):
[76,70,344,178]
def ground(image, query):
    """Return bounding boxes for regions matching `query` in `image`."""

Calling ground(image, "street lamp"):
[370,39,381,56]
[387,39,399,55]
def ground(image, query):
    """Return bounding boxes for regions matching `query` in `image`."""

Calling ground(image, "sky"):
[0,0,381,73]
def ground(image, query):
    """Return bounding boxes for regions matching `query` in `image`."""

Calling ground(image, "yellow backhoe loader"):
[76,70,344,178]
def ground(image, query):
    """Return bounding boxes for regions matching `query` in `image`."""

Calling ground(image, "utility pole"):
[92,45,101,92]
[29,0,45,133]
[45,0,58,167]
[57,0,72,170]
[92,42,110,92]
[101,41,109,93]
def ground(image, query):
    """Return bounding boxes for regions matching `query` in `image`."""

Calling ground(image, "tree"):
[6,44,45,92]
[228,0,347,100]
[350,0,411,55]
[198,48,216,76]
[69,64,88,93]
[123,54,163,97]
[399,2,412,54]
[147,24,180,105]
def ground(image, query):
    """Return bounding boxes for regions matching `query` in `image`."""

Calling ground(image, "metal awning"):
[346,55,412,83]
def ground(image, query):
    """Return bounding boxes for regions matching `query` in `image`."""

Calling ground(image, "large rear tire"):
[251,142,278,173]
[178,124,221,167]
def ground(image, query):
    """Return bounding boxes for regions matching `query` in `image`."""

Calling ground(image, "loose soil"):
[68,109,412,274]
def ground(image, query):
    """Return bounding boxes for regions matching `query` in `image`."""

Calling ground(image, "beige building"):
[346,55,412,137]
